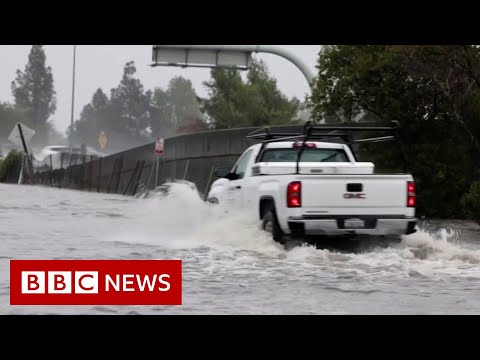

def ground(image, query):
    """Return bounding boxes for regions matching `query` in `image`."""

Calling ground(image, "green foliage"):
[0,102,61,151]
[110,61,151,139]
[72,57,298,151]
[71,62,153,152]
[3,46,64,149]
[0,150,22,183]
[71,63,206,152]
[11,45,56,129]
[307,45,480,219]
[149,87,173,138]
[0,102,27,143]
[166,76,203,128]
[461,181,480,221]
[150,76,205,137]
[200,58,300,129]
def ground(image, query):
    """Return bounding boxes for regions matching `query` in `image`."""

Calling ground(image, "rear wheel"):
[262,209,285,244]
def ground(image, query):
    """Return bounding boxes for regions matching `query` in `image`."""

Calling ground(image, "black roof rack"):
[247,120,409,174]
[247,120,400,142]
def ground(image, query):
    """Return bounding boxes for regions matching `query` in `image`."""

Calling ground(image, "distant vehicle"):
[207,121,417,245]
[33,145,102,170]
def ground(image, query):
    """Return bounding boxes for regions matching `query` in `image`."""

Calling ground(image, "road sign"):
[8,122,35,147]
[152,45,252,70]
[151,45,315,91]
[98,131,107,150]
[155,137,164,155]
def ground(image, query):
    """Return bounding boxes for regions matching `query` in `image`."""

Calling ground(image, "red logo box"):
[10,260,182,305]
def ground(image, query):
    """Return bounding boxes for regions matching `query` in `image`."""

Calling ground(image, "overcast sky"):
[0,45,321,134]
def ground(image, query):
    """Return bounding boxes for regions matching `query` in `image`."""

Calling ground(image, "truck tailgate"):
[300,175,411,209]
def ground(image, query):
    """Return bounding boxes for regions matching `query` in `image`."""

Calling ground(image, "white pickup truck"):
[206,122,417,244]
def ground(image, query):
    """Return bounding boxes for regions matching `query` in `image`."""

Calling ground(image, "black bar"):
[17,124,35,183]
[88,155,93,192]
[49,154,53,186]
[106,158,117,194]
[97,156,102,193]
[29,154,34,185]
[349,136,396,144]
[248,133,307,140]
[308,125,397,131]
[114,157,123,194]
[123,161,139,195]
[17,123,29,155]
[66,152,74,188]
[132,160,145,196]
[81,155,86,190]
[296,136,308,174]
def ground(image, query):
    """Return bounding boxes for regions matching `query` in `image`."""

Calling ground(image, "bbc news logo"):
[22,271,100,294]
[10,260,182,305]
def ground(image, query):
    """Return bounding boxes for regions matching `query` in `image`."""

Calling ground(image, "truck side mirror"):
[214,167,231,178]
[224,172,239,181]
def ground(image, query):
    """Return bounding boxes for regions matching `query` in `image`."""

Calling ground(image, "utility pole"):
[70,45,77,150]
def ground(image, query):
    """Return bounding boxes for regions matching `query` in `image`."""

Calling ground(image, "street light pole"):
[152,45,316,91]
[70,44,77,149]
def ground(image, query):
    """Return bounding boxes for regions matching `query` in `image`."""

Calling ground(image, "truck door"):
[226,149,254,210]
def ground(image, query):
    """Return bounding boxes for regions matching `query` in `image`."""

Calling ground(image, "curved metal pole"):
[152,45,316,91]
[253,45,316,91]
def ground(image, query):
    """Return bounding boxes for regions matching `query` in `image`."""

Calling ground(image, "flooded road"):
[1,182,479,314]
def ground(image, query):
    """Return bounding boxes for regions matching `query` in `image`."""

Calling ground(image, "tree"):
[11,45,56,129]
[200,58,300,129]
[201,68,249,129]
[246,59,300,127]
[71,88,111,149]
[306,45,480,219]
[149,87,174,138]
[72,61,154,152]
[109,61,151,140]
[150,77,207,137]
[167,76,203,129]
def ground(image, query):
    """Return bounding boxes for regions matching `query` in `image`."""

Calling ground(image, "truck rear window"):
[260,148,350,163]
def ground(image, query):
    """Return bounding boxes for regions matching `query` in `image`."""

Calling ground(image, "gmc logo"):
[344,193,366,199]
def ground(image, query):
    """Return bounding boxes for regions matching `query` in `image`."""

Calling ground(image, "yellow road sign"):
[98,131,107,150]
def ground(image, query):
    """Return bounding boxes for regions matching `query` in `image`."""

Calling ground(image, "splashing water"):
[104,181,480,280]
[105,182,283,254]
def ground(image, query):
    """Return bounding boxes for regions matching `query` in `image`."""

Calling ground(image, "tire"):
[262,209,285,244]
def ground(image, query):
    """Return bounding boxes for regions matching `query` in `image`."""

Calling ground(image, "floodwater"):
[1,182,479,314]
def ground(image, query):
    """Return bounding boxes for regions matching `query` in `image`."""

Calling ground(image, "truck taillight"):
[287,181,302,207]
[407,181,416,207]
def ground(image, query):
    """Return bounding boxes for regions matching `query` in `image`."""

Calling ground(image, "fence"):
[30,125,304,197]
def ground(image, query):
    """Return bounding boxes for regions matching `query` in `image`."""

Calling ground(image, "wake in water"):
[106,181,283,253]
[105,181,480,278]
